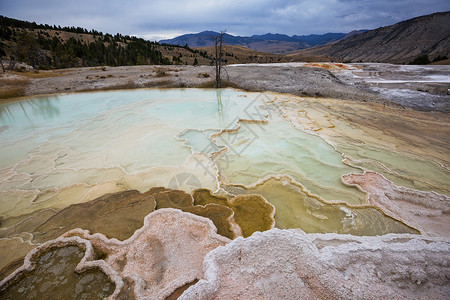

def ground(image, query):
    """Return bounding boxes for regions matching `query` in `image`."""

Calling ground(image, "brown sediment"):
[193,189,229,207]
[153,189,194,208]
[153,189,240,239]
[193,189,275,238]
[227,194,276,238]
[342,171,450,237]
[166,279,199,300]
[5,185,273,258]
[32,189,157,242]
[0,257,26,283]
[0,238,35,279]
[183,205,239,240]
[0,208,58,239]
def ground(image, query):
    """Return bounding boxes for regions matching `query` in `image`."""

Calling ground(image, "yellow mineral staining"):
[184,205,238,239]
[223,176,418,235]
[152,188,239,239]
[227,194,276,238]
[304,63,350,70]
[193,189,275,238]
[0,181,127,219]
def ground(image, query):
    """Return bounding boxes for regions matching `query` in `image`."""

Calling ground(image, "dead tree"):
[8,55,16,70]
[0,57,5,73]
[212,31,226,88]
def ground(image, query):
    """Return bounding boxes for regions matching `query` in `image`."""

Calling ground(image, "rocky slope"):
[295,11,450,64]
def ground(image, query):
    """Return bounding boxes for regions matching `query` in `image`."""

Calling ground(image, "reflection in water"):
[216,89,224,127]
[0,96,60,126]
[30,97,61,119]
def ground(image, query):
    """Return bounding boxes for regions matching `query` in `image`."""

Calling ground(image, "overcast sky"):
[1,0,449,41]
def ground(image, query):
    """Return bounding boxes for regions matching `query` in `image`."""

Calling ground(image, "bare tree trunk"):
[0,57,5,73]
[8,55,16,70]
[214,37,219,88]
[218,32,223,88]
[213,31,225,88]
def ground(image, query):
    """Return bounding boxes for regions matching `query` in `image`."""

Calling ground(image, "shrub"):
[409,55,430,65]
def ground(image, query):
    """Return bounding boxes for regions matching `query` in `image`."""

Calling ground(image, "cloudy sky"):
[1,0,449,41]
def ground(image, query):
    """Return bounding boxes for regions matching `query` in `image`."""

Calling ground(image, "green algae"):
[0,246,115,300]
[224,177,418,236]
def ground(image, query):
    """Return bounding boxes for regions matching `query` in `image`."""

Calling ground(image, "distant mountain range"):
[160,11,450,64]
[2,11,448,69]
[295,11,450,64]
[159,31,367,54]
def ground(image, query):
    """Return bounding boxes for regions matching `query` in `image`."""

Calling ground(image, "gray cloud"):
[1,0,449,40]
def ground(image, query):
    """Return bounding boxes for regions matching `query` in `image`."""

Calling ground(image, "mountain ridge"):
[159,31,355,54]
[293,11,450,63]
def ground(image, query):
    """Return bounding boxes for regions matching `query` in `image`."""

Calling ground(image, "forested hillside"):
[0,15,210,70]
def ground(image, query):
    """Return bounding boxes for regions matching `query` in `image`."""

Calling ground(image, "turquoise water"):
[0,89,365,212]
[213,114,365,204]
[0,89,271,218]
[0,89,262,173]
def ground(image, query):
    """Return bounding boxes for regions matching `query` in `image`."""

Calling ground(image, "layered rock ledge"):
[1,209,449,299]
